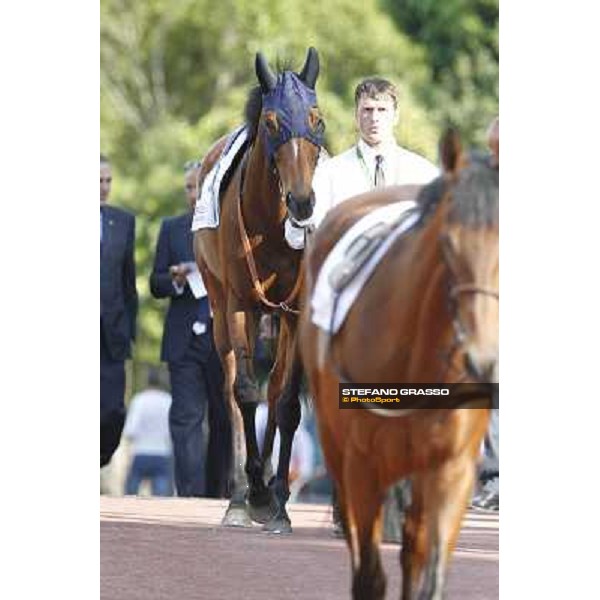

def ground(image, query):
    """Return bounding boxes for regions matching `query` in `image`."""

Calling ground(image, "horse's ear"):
[255,52,277,94]
[439,127,464,175]
[299,47,319,89]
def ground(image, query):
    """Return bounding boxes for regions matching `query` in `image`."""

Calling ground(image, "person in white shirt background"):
[123,368,173,496]
[311,77,439,228]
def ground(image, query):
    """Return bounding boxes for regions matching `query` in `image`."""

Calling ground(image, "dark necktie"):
[374,155,385,189]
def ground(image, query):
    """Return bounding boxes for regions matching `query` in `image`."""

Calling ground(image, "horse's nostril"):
[464,351,497,383]
[464,353,481,381]
[286,193,314,222]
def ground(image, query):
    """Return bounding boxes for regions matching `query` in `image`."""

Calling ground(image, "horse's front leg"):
[263,343,303,534]
[210,305,251,528]
[416,448,479,600]
[261,315,288,485]
[344,450,387,600]
[401,477,429,600]
[228,305,274,524]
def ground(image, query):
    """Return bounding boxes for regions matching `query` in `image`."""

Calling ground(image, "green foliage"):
[382,0,498,142]
[101,0,498,385]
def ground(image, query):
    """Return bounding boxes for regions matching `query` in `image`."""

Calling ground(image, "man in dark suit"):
[150,161,231,497]
[100,154,138,467]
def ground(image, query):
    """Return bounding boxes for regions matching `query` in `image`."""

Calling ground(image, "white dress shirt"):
[312,138,438,227]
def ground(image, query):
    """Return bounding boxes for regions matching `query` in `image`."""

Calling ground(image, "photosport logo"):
[338,384,499,410]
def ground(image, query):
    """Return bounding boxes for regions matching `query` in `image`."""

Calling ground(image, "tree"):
[383,0,499,142]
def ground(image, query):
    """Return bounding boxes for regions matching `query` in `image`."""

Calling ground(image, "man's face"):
[355,94,398,147]
[100,163,112,204]
[184,168,199,211]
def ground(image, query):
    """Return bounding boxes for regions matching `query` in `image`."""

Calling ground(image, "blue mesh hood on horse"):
[261,72,324,157]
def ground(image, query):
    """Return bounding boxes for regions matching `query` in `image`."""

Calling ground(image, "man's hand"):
[169,263,192,287]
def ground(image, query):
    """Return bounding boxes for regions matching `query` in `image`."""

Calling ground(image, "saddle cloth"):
[191,125,249,231]
[311,200,420,333]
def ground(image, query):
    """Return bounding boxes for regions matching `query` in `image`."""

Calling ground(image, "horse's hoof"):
[262,515,292,535]
[247,496,277,524]
[247,487,277,524]
[221,504,253,528]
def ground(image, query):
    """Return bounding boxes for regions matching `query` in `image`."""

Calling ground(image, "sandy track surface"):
[101,497,498,599]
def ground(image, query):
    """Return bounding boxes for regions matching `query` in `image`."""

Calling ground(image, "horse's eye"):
[308,108,325,135]
[264,112,279,136]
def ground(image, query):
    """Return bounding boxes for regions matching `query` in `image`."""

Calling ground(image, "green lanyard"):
[355,145,375,189]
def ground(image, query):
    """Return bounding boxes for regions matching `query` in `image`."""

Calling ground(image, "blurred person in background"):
[472,407,499,510]
[100,154,138,468]
[149,160,232,498]
[471,115,499,511]
[124,367,173,496]
[254,314,278,391]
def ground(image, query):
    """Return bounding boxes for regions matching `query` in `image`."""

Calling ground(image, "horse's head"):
[438,129,499,383]
[255,48,325,224]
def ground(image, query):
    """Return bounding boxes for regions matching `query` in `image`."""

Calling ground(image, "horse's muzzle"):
[286,191,315,223]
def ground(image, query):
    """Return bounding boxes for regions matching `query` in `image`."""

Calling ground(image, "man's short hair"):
[100,153,110,165]
[354,78,398,110]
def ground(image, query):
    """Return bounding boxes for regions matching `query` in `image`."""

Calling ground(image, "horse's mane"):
[417,155,498,228]
[416,175,447,224]
[244,59,296,143]
[448,158,498,227]
[244,86,263,142]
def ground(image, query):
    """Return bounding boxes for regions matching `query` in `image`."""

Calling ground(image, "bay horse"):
[299,129,498,599]
[194,48,324,533]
